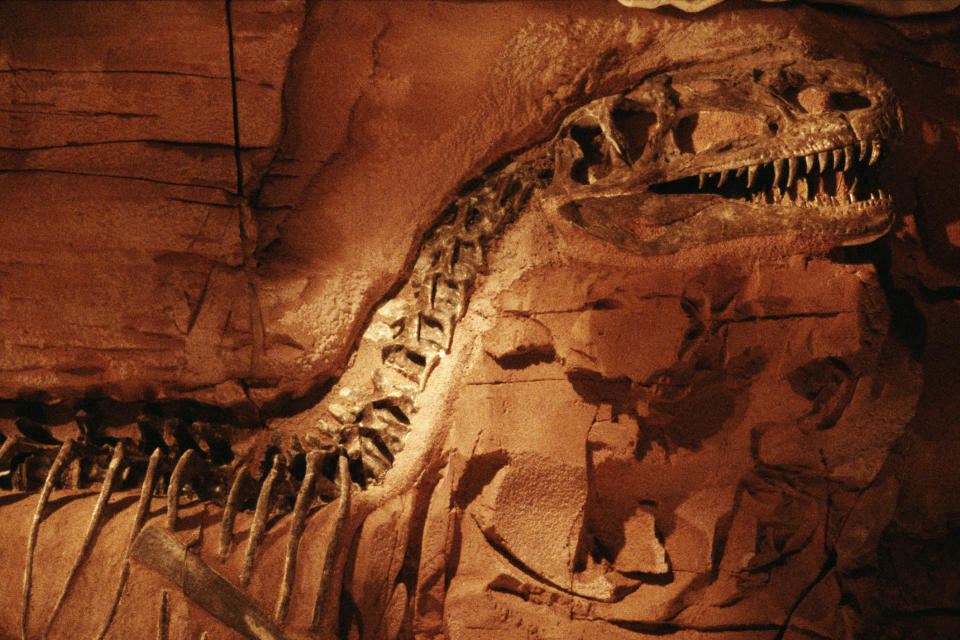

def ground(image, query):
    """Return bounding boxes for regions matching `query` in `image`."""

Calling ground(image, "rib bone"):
[218,466,249,562]
[130,526,288,640]
[21,439,74,640]
[311,453,352,633]
[167,448,197,530]
[275,450,321,624]
[240,454,284,586]
[45,443,124,637]
[94,448,162,640]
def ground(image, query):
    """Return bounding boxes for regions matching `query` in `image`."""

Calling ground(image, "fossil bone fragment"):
[94,447,162,640]
[240,454,285,587]
[218,466,250,562]
[166,448,197,530]
[20,439,74,640]
[275,450,321,624]
[45,443,124,637]
[130,526,288,640]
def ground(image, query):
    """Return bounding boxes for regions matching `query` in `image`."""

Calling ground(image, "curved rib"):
[275,450,321,624]
[44,443,124,637]
[311,452,352,633]
[93,447,161,640]
[218,466,249,562]
[240,454,284,586]
[166,448,196,530]
[20,439,74,640]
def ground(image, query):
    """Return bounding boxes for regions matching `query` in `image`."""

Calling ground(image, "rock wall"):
[0,2,958,639]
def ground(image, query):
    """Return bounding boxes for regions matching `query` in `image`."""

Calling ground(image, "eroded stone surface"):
[0,2,958,640]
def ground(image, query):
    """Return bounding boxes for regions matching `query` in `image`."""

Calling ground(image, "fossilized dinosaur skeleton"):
[1,56,900,639]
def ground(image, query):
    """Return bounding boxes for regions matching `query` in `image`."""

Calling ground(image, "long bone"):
[218,466,250,562]
[276,450,321,624]
[20,439,75,640]
[240,453,285,586]
[94,447,162,640]
[44,442,124,637]
[166,448,197,530]
[130,526,289,640]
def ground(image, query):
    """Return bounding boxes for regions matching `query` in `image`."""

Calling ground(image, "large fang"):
[859,139,869,161]
[804,154,816,174]
[818,150,830,171]
[747,165,757,188]
[717,169,729,187]
[773,159,784,186]
[870,139,882,165]
[844,145,855,171]
[833,148,843,168]
[787,157,797,187]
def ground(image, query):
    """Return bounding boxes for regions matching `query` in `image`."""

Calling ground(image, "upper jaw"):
[653,132,893,213]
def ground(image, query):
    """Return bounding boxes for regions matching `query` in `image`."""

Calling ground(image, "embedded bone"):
[311,453,352,634]
[166,448,196,531]
[275,450,321,624]
[45,443,124,637]
[95,448,161,640]
[218,467,249,563]
[130,527,288,640]
[21,439,74,640]
[240,454,284,587]
[845,145,855,170]
[870,139,882,165]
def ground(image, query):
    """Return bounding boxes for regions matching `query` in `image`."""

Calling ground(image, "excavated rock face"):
[0,2,959,640]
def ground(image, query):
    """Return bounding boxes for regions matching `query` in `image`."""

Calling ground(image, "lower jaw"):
[558,194,894,256]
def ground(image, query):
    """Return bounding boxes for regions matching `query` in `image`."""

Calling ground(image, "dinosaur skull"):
[546,58,902,255]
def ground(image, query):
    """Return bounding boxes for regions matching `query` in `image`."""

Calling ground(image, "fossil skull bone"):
[545,57,902,255]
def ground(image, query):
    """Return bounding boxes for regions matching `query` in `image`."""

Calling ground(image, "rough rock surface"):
[0,2,959,640]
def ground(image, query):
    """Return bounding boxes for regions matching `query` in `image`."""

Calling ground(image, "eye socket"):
[675,110,765,154]
[612,106,655,159]
[830,91,871,111]
[569,125,606,185]
[787,86,872,113]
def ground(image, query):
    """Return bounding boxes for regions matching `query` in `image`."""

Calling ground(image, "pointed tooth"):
[699,173,706,189]
[805,154,816,174]
[818,150,830,171]
[844,145,855,171]
[833,148,843,168]
[773,158,784,186]
[870,139,882,165]
[747,165,757,189]
[736,166,746,178]
[878,188,887,200]
[717,169,729,187]
[859,139,869,161]
[849,193,856,204]
[787,157,797,187]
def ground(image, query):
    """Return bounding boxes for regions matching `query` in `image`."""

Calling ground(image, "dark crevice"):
[225,0,244,200]
[608,619,781,635]
[0,168,232,192]
[773,550,837,640]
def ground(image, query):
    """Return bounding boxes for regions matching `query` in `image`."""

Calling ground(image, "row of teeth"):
[698,138,883,192]
[745,186,889,207]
